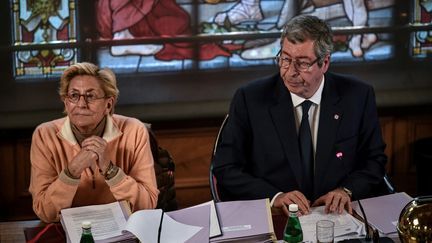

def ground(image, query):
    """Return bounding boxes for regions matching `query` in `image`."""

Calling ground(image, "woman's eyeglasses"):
[66,92,106,104]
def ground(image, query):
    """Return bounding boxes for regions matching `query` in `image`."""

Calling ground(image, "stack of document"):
[210,198,276,243]
[60,198,275,243]
[298,206,366,243]
[352,192,413,235]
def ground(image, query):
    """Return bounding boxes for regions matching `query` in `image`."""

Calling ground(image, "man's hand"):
[312,188,352,214]
[273,191,311,216]
[81,136,110,173]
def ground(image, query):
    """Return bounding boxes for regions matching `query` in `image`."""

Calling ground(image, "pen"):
[158,210,164,243]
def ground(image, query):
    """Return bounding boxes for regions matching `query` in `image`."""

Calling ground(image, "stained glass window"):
[95,0,396,73]
[9,0,403,78]
[11,0,78,78]
[411,0,432,58]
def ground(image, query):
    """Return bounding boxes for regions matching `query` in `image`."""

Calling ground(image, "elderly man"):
[212,15,387,215]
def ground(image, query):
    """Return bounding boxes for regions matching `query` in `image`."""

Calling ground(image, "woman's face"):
[63,75,113,133]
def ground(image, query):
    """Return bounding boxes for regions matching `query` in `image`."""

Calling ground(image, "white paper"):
[61,202,203,243]
[299,206,365,243]
[60,202,127,243]
[124,209,202,243]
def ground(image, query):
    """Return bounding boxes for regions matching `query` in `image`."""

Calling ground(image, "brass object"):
[397,196,432,243]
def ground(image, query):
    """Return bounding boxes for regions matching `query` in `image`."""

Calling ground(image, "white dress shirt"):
[270,76,325,206]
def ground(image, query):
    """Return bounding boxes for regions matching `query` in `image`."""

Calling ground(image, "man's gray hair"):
[280,15,334,66]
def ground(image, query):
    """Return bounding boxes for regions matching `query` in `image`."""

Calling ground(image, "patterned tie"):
[299,100,314,199]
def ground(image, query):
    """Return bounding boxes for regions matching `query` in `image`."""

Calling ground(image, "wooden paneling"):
[155,127,219,209]
[0,143,15,203]
[16,140,32,198]
[1,115,432,221]
[380,117,395,174]
[391,116,432,195]
[0,139,36,221]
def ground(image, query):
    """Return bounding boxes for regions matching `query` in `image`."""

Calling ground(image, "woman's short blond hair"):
[59,62,119,114]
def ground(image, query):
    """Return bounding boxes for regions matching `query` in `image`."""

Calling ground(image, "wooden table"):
[0,220,44,242]
[0,213,400,243]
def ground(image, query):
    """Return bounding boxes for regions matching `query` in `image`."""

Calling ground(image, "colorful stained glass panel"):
[411,0,432,58]
[11,0,77,78]
[96,0,395,73]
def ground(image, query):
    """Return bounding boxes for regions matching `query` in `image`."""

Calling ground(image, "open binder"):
[59,201,205,243]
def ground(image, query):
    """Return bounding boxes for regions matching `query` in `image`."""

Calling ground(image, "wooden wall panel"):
[1,115,432,220]
[380,117,395,174]
[391,118,414,194]
[406,117,432,195]
[0,143,15,204]
[0,139,36,221]
[155,127,219,208]
[389,116,432,196]
[15,140,32,198]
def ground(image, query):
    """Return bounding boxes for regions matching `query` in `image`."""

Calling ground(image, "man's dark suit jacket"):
[212,72,387,202]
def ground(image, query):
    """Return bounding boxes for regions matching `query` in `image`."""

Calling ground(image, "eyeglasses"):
[275,53,319,72]
[66,92,107,104]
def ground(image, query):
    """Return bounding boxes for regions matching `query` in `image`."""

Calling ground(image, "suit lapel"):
[269,78,303,187]
[315,75,342,193]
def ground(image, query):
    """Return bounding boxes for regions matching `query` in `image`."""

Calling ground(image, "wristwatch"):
[342,187,353,198]
[103,161,119,180]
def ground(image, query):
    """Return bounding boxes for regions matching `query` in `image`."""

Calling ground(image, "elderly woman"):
[29,62,159,223]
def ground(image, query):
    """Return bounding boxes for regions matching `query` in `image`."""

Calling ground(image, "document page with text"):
[60,201,129,243]
[299,206,365,243]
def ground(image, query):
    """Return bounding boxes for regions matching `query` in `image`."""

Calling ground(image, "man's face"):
[278,39,330,99]
[63,75,113,133]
